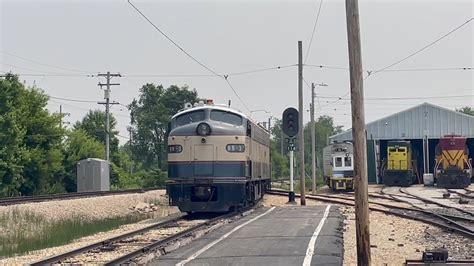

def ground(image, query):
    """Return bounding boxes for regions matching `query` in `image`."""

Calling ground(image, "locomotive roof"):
[172,105,268,132]
[172,105,247,119]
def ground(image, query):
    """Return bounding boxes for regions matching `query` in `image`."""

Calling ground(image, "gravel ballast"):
[0,190,179,264]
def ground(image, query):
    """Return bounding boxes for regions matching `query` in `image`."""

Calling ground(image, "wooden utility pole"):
[311,83,316,195]
[345,0,371,265]
[298,41,306,205]
[98,72,121,162]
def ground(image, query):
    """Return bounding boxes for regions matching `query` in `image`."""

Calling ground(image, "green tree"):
[73,110,119,158]
[0,74,65,196]
[62,129,105,192]
[456,106,474,116]
[128,84,199,170]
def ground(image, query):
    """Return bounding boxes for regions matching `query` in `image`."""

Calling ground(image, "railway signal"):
[282,107,299,203]
[282,107,299,138]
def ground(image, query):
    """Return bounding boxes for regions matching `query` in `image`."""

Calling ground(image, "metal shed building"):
[330,102,474,183]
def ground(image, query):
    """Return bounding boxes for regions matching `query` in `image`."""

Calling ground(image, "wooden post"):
[311,83,316,195]
[345,0,371,265]
[298,41,306,205]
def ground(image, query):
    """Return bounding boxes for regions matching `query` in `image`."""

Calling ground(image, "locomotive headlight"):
[196,122,211,136]
[226,144,245,153]
[168,145,183,153]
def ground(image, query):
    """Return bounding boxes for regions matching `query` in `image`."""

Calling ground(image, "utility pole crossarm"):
[97,71,121,163]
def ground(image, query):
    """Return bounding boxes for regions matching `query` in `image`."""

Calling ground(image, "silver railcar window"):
[210,110,242,126]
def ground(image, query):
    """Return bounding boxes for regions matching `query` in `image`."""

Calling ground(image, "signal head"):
[282,107,299,138]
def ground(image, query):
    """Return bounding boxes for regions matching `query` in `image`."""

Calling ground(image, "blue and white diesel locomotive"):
[166,100,271,213]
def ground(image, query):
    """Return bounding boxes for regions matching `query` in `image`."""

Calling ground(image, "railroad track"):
[266,189,474,239]
[31,207,255,265]
[398,187,474,217]
[446,189,474,199]
[0,187,162,206]
[405,259,474,265]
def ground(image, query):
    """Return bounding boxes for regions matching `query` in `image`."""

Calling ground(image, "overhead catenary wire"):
[0,51,92,73]
[226,64,297,77]
[127,0,221,78]
[316,94,474,100]
[48,95,98,103]
[304,0,324,63]
[370,18,474,76]
[304,64,473,72]
[127,0,252,112]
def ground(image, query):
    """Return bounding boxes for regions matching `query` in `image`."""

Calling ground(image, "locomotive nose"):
[196,122,211,136]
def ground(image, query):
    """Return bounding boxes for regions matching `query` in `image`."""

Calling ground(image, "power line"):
[128,0,253,113]
[1,62,52,74]
[304,0,324,63]
[124,74,216,78]
[317,94,474,100]
[314,91,350,111]
[226,64,297,77]
[127,0,221,77]
[371,18,474,76]
[223,77,251,112]
[1,51,92,73]
[305,64,348,70]
[48,95,98,103]
[305,64,473,72]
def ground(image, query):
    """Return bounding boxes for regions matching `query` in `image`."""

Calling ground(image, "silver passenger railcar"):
[166,101,271,212]
[322,142,354,191]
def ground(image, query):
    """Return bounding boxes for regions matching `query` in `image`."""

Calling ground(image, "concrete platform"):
[152,205,343,266]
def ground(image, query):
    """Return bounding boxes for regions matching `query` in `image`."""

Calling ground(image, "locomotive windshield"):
[175,110,205,127]
[210,110,242,126]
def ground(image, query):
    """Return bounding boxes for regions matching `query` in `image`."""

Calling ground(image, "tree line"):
[0,74,198,196]
[0,73,472,196]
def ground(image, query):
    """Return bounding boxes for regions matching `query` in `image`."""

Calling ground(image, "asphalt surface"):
[153,205,343,266]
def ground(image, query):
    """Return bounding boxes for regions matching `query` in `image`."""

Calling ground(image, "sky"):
[1,0,473,144]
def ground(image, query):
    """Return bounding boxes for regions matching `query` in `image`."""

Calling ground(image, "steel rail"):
[266,189,474,239]
[405,259,474,265]
[271,189,472,223]
[399,188,474,217]
[446,189,474,199]
[0,187,162,206]
[104,207,256,265]
[30,213,186,265]
[376,188,473,223]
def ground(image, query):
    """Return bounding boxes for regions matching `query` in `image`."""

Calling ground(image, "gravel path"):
[0,190,173,221]
[342,206,474,265]
[0,190,179,264]
[265,191,473,265]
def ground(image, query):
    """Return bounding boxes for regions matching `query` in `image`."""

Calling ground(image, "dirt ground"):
[342,206,473,265]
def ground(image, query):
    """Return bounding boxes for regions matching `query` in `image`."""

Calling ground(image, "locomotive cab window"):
[175,110,205,127]
[335,157,343,167]
[344,156,352,167]
[210,110,242,126]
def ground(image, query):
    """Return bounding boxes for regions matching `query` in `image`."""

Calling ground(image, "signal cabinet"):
[77,158,110,192]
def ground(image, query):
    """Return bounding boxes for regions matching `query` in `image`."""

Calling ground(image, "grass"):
[0,208,152,258]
